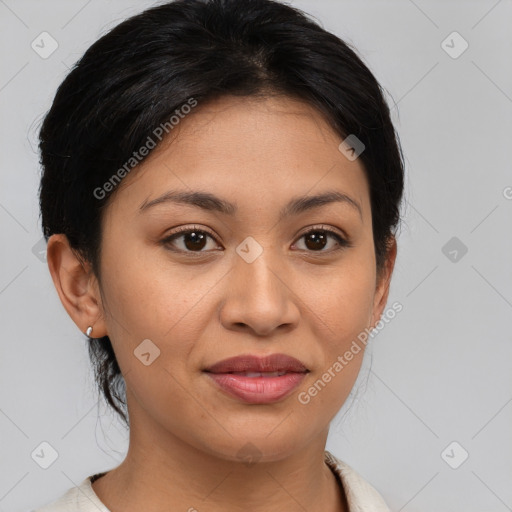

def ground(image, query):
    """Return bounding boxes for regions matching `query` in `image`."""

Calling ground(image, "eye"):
[161,225,220,254]
[161,224,352,255]
[293,226,351,253]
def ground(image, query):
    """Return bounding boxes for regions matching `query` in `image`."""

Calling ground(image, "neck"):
[92,400,347,512]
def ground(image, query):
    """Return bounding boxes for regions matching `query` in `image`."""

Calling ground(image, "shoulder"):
[32,473,110,512]
[324,450,391,512]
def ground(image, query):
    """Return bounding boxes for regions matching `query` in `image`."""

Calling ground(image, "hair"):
[38,0,405,427]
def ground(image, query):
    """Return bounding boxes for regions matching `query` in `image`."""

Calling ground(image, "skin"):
[47,94,396,512]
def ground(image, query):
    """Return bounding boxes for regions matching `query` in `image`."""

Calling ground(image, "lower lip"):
[204,372,307,404]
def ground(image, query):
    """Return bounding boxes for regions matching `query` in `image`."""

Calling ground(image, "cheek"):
[294,252,375,406]
[97,245,205,427]
[300,255,376,349]
[98,238,228,397]
[295,277,373,420]
[100,236,206,339]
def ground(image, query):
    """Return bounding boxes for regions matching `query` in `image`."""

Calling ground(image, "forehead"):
[105,94,370,222]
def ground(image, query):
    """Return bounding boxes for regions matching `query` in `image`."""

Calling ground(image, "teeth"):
[231,371,287,377]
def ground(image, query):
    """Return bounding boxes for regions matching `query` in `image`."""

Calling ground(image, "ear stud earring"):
[86,326,93,336]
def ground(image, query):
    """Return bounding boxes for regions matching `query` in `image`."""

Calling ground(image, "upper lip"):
[204,353,309,373]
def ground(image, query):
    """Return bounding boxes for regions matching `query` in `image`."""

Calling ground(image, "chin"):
[197,430,309,464]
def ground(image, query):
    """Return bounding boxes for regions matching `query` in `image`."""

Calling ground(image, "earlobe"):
[46,234,107,338]
[371,237,397,328]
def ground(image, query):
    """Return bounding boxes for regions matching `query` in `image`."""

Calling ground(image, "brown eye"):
[162,226,219,253]
[294,227,351,253]
[161,225,351,256]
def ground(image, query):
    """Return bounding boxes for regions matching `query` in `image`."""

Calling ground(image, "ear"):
[46,234,108,338]
[370,236,397,328]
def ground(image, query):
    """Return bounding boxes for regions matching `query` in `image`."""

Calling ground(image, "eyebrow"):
[139,189,362,221]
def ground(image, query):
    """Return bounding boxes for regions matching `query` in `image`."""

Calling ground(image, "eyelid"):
[295,224,349,242]
[292,225,353,252]
[161,224,353,257]
[166,224,217,239]
[160,224,221,251]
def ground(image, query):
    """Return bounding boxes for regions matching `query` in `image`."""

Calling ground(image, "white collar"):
[324,450,391,512]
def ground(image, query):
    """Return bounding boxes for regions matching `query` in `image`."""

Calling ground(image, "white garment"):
[32,450,390,511]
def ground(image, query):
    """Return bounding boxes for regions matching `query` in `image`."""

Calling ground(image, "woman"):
[35,0,404,510]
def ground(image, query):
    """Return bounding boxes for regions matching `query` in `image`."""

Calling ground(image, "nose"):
[219,248,300,337]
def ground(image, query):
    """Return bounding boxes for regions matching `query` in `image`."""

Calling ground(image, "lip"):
[204,353,309,373]
[205,372,307,404]
[203,353,309,404]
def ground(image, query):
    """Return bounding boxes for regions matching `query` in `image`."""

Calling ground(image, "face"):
[61,95,395,463]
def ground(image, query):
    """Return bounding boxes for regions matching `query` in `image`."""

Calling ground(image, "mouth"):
[212,371,290,377]
[203,353,309,374]
[203,353,309,404]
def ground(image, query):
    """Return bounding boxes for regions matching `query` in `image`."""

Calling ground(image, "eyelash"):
[160,224,352,256]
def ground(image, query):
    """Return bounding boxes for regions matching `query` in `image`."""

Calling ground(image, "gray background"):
[1,0,511,510]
